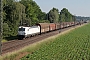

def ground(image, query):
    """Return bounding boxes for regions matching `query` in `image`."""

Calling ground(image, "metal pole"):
[74,15,76,26]
[0,0,3,55]
[47,13,48,20]
[59,13,61,33]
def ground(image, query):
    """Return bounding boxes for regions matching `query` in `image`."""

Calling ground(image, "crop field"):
[21,23,90,60]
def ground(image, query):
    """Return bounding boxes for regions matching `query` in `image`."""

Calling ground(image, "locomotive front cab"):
[18,27,26,39]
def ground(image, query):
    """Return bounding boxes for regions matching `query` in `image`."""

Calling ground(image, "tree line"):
[3,0,74,38]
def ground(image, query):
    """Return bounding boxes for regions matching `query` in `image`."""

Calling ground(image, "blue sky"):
[33,0,90,17]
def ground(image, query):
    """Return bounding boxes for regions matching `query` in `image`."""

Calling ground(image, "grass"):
[1,39,7,43]
[0,23,88,60]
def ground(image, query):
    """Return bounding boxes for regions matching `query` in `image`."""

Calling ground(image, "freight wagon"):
[36,23,50,34]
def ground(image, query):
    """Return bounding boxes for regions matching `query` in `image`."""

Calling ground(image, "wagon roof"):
[36,23,50,27]
[55,23,60,25]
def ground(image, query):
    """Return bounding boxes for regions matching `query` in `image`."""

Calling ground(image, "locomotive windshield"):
[19,28,25,31]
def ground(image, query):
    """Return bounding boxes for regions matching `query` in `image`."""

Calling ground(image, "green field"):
[21,23,90,60]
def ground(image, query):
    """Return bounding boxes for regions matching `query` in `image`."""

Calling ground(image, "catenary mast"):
[0,0,3,55]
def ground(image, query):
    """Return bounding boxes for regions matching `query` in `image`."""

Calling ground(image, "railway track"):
[1,24,83,55]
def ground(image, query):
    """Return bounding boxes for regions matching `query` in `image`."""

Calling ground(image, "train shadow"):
[5,36,18,41]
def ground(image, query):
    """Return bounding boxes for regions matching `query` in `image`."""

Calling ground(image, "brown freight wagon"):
[60,23,64,29]
[66,22,71,27]
[55,23,60,30]
[76,21,80,25]
[63,22,67,28]
[69,22,72,27]
[49,23,56,31]
[71,22,74,26]
[36,23,50,34]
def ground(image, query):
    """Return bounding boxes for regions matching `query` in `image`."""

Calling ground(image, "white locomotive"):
[18,26,40,39]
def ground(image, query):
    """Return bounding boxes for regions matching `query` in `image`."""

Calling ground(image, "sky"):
[33,0,90,17]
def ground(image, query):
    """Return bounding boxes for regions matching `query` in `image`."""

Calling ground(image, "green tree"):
[3,0,47,38]
[3,0,26,38]
[3,23,10,38]
[20,0,43,25]
[60,8,73,22]
[48,7,59,23]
